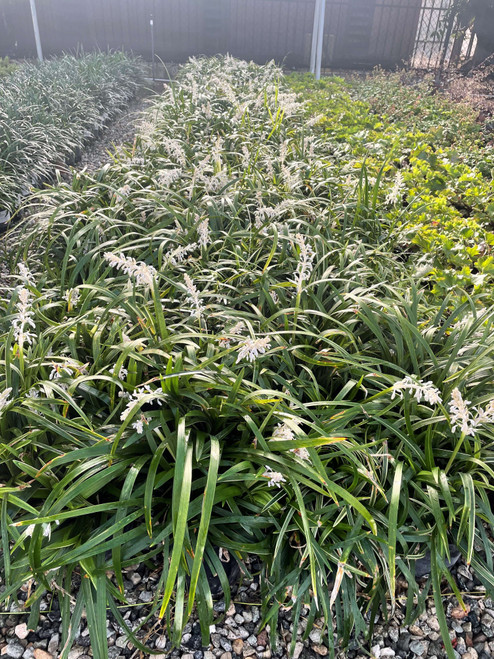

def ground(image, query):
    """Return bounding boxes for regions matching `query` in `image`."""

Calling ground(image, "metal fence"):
[0,0,422,69]
[411,0,476,69]
[0,0,478,71]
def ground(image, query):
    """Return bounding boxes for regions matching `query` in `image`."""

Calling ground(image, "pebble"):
[33,652,52,659]
[293,642,304,659]
[309,629,322,644]
[182,654,194,659]
[227,628,249,641]
[155,636,167,649]
[219,639,232,652]
[246,635,257,647]
[14,625,29,641]
[380,650,395,657]
[130,572,142,585]
[220,653,232,659]
[138,590,153,602]
[457,565,472,580]
[256,630,268,647]
[427,617,440,632]
[409,625,425,637]
[232,639,244,655]
[47,636,58,656]
[409,640,428,655]
[388,628,399,643]
[312,644,328,656]
[2,646,24,659]
[68,649,85,659]
[242,611,253,624]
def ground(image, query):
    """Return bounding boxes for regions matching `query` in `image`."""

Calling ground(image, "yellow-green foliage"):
[287,71,494,299]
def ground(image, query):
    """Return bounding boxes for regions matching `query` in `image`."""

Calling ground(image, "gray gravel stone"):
[309,629,322,644]
[409,640,428,655]
[242,610,253,624]
[47,635,59,655]
[138,590,153,602]
[226,628,249,641]
[219,639,232,652]
[3,645,24,659]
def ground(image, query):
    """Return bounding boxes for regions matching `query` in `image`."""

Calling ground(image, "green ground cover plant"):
[1,57,494,659]
[0,57,17,77]
[288,72,494,299]
[0,52,142,224]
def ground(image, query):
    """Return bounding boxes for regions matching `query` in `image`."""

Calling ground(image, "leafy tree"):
[456,0,494,68]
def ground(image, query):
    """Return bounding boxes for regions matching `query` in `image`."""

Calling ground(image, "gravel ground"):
[75,93,152,173]
[1,554,494,659]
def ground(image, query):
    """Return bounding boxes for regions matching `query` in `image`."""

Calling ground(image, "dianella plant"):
[1,57,494,659]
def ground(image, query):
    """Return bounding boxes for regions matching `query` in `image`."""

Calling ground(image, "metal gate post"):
[150,13,156,81]
[29,0,43,61]
[310,0,321,74]
[315,0,326,79]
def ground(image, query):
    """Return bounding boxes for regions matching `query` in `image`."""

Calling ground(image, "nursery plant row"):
[1,57,494,659]
[0,52,142,225]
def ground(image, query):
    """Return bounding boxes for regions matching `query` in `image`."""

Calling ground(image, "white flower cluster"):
[273,423,295,440]
[262,465,286,488]
[116,184,131,199]
[166,243,197,266]
[17,263,35,286]
[64,288,80,309]
[0,387,13,415]
[293,233,315,293]
[218,321,245,349]
[391,376,442,405]
[236,336,271,363]
[197,218,211,248]
[385,171,405,205]
[13,287,36,346]
[449,388,494,436]
[132,414,149,434]
[162,137,187,167]
[157,168,182,188]
[120,385,162,433]
[272,422,310,461]
[254,203,277,229]
[104,252,157,288]
[184,274,205,318]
